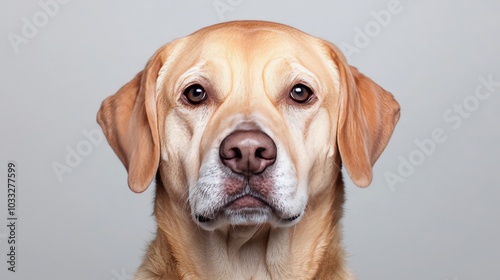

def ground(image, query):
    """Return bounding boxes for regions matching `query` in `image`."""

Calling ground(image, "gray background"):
[1,0,499,279]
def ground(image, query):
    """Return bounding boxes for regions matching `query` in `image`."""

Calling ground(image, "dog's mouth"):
[192,160,304,229]
[194,193,302,225]
[225,194,268,209]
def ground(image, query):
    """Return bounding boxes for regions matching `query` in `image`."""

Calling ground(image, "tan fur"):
[97,21,400,280]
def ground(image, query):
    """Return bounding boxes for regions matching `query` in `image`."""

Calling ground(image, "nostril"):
[231,147,242,159]
[255,147,276,160]
[220,147,242,161]
[255,147,265,159]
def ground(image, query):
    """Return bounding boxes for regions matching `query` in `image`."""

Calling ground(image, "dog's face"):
[97,21,400,231]
[157,24,342,230]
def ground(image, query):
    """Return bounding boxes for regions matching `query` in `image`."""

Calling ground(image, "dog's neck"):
[135,171,353,280]
[202,225,287,279]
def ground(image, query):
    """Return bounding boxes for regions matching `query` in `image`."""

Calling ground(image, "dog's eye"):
[289,84,313,103]
[184,84,207,104]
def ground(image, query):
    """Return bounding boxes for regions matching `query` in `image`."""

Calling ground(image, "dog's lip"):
[195,194,271,223]
[194,188,303,225]
[224,194,269,209]
[221,195,302,222]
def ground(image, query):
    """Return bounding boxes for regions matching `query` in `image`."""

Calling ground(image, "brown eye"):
[184,84,207,104]
[289,84,313,103]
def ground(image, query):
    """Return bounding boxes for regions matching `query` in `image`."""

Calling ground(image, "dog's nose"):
[220,130,277,175]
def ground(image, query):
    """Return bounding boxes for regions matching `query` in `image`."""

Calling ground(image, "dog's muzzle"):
[194,129,302,226]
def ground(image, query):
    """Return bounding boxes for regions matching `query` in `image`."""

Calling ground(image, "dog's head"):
[97,21,400,231]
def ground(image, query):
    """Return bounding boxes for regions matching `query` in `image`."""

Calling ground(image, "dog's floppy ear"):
[97,47,168,193]
[327,43,400,187]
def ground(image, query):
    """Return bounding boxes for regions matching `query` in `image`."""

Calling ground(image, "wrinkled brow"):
[156,60,209,97]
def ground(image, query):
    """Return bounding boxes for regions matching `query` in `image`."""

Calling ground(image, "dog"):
[97,20,400,280]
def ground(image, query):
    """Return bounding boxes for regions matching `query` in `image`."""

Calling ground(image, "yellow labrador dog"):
[97,20,400,280]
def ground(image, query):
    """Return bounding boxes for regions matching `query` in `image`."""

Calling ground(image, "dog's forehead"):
[175,22,326,70]
[191,20,314,45]
[156,21,339,106]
